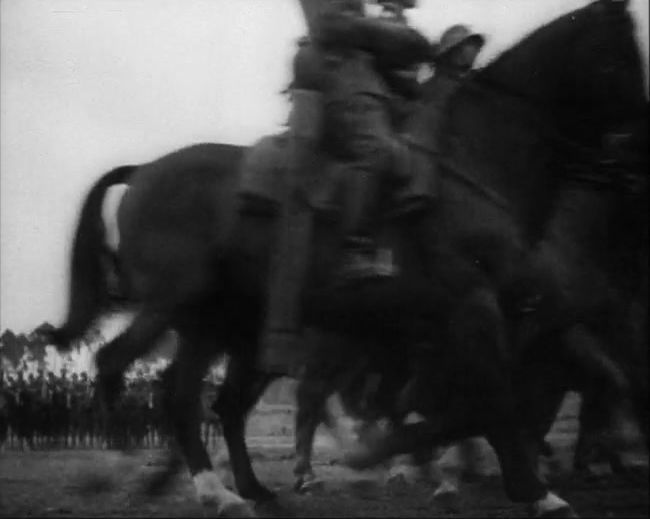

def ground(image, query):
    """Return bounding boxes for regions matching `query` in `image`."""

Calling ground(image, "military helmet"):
[282,36,325,94]
[378,0,417,9]
[435,24,485,60]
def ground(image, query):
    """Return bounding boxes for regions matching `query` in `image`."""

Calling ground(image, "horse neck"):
[441,78,558,239]
[475,7,580,109]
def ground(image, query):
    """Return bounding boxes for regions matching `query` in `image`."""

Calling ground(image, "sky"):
[1,0,649,333]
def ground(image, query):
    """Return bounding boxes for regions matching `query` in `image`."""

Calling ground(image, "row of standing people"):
[0,368,222,451]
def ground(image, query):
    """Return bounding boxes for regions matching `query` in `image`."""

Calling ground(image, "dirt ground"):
[1,396,648,518]
[0,444,648,518]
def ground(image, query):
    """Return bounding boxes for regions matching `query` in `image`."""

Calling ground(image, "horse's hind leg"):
[95,308,168,410]
[212,351,275,502]
[293,340,360,495]
[169,323,254,516]
[293,371,335,494]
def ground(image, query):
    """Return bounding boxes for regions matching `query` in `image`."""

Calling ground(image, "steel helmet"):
[435,24,485,60]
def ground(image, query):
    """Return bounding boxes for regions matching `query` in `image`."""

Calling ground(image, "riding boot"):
[338,170,398,283]
[258,89,323,375]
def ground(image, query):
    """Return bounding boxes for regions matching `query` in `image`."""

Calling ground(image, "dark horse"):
[47,0,646,516]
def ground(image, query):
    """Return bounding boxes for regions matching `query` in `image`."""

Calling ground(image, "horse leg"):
[484,423,577,518]
[94,309,168,413]
[411,444,435,481]
[169,325,255,517]
[430,443,465,512]
[387,412,433,486]
[138,363,186,496]
[432,439,486,505]
[449,287,575,517]
[482,289,578,516]
[573,393,599,475]
[292,371,337,494]
[212,351,276,502]
[577,390,637,478]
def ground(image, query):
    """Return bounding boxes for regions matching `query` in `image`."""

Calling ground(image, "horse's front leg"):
[168,333,255,517]
[293,372,334,494]
[212,352,276,503]
[487,426,577,518]
[456,288,576,518]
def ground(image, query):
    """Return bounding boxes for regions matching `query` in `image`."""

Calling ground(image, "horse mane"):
[477,0,635,94]
[429,0,643,245]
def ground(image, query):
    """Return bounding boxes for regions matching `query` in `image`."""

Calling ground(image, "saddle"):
[238,97,437,223]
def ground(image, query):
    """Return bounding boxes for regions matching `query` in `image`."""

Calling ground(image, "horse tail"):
[48,165,137,352]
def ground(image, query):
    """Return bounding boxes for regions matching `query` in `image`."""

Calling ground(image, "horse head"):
[479,0,646,145]
[570,0,645,133]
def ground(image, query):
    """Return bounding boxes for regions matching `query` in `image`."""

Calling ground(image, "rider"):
[433,24,485,81]
[393,23,487,415]
[418,24,486,142]
[257,0,431,374]
[302,0,431,281]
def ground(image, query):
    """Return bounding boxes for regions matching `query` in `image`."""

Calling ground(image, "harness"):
[419,74,634,217]
[402,134,511,214]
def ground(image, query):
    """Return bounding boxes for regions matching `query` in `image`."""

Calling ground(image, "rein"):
[402,134,512,214]
[405,68,633,216]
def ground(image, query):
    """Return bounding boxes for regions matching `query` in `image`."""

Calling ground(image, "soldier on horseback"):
[433,25,485,81]
[253,0,432,373]
[302,0,430,280]
[420,24,485,124]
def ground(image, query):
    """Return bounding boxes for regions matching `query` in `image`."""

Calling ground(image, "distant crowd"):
[0,368,223,451]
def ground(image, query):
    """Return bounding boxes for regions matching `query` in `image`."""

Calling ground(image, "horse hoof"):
[431,483,461,513]
[528,492,578,518]
[294,475,324,494]
[218,500,257,518]
[387,463,426,486]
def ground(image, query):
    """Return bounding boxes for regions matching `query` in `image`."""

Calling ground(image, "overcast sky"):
[1,0,648,333]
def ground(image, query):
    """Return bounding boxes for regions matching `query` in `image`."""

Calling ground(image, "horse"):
[341,0,648,505]
[46,0,646,516]
[292,345,498,501]
[297,0,647,512]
